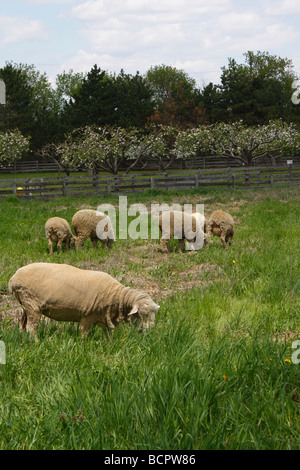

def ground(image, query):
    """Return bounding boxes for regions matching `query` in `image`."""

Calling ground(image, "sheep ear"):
[128,305,138,316]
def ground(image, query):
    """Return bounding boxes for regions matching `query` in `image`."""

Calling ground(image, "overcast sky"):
[1,0,300,87]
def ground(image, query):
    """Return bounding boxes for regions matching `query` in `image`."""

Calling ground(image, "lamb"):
[158,210,206,252]
[45,217,76,256]
[9,262,160,341]
[206,209,234,249]
[72,209,115,250]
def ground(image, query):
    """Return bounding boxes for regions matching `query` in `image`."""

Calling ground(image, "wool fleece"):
[9,263,159,340]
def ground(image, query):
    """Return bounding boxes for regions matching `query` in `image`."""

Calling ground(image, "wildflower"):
[232,260,236,264]
[60,413,67,421]
[121,338,126,342]
[223,375,227,381]
[284,358,292,364]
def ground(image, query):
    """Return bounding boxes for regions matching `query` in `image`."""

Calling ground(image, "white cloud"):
[21,0,76,4]
[265,0,300,15]
[70,0,232,22]
[216,12,264,34]
[0,15,48,45]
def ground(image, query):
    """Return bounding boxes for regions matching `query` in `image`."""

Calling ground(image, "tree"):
[64,65,116,129]
[145,65,207,128]
[54,126,140,175]
[51,125,179,175]
[64,66,155,130]
[113,70,154,128]
[0,130,30,167]
[0,63,34,136]
[174,120,300,167]
[202,51,299,125]
[0,62,62,153]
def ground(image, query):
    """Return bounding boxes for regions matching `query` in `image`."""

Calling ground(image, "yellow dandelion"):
[232,260,236,264]
[284,358,291,364]
[121,338,126,342]
[223,375,227,381]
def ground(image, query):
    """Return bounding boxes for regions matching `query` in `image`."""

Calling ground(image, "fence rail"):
[0,165,299,199]
[1,155,300,173]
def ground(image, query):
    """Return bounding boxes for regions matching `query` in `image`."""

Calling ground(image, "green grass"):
[0,186,299,450]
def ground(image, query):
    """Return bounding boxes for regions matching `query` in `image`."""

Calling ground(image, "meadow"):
[0,186,299,450]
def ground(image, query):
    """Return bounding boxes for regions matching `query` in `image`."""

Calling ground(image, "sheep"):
[45,217,76,256]
[72,209,115,250]
[206,209,234,249]
[158,210,206,252]
[9,262,160,341]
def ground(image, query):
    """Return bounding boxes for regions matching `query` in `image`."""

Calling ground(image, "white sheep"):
[206,209,234,249]
[45,217,75,256]
[159,210,206,252]
[72,209,115,250]
[9,262,160,341]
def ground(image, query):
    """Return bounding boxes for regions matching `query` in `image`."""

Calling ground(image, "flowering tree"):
[51,125,178,174]
[129,125,178,171]
[174,120,300,167]
[0,130,30,167]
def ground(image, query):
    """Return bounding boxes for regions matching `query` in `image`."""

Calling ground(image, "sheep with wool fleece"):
[206,209,234,249]
[158,210,206,252]
[9,263,160,341]
[72,209,115,250]
[45,216,76,255]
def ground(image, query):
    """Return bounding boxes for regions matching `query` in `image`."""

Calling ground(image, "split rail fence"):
[0,165,299,200]
[1,155,300,173]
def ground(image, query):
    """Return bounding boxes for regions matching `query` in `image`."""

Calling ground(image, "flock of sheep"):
[9,207,234,342]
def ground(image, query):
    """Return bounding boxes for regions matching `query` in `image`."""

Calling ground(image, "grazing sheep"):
[159,210,206,252]
[206,209,234,249]
[9,263,160,342]
[45,217,75,256]
[72,209,115,250]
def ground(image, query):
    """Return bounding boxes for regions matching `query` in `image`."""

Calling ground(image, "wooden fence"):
[0,165,299,200]
[1,155,300,173]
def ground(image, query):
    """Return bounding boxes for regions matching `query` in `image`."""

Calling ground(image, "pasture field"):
[0,186,299,450]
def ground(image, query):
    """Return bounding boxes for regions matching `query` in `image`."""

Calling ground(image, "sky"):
[0,0,300,88]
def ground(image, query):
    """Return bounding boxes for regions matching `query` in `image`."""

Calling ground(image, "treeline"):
[0,50,299,158]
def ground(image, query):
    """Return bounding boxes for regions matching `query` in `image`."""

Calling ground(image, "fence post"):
[232,174,236,190]
[151,177,155,189]
[270,174,274,187]
[12,181,17,196]
[62,177,68,197]
[258,170,261,188]
[227,168,232,189]
[93,175,99,193]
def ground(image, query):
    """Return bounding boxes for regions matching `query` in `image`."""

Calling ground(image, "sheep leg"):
[79,317,93,337]
[220,232,227,249]
[160,238,169,253]
[47,238,54,256]
[91,236,98,248]
[178,238,185,251]
[57,239,63,253]
[65,237,70,251]
[22,307,41,342]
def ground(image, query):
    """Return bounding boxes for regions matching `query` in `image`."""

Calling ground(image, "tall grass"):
[0,187,299,449]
